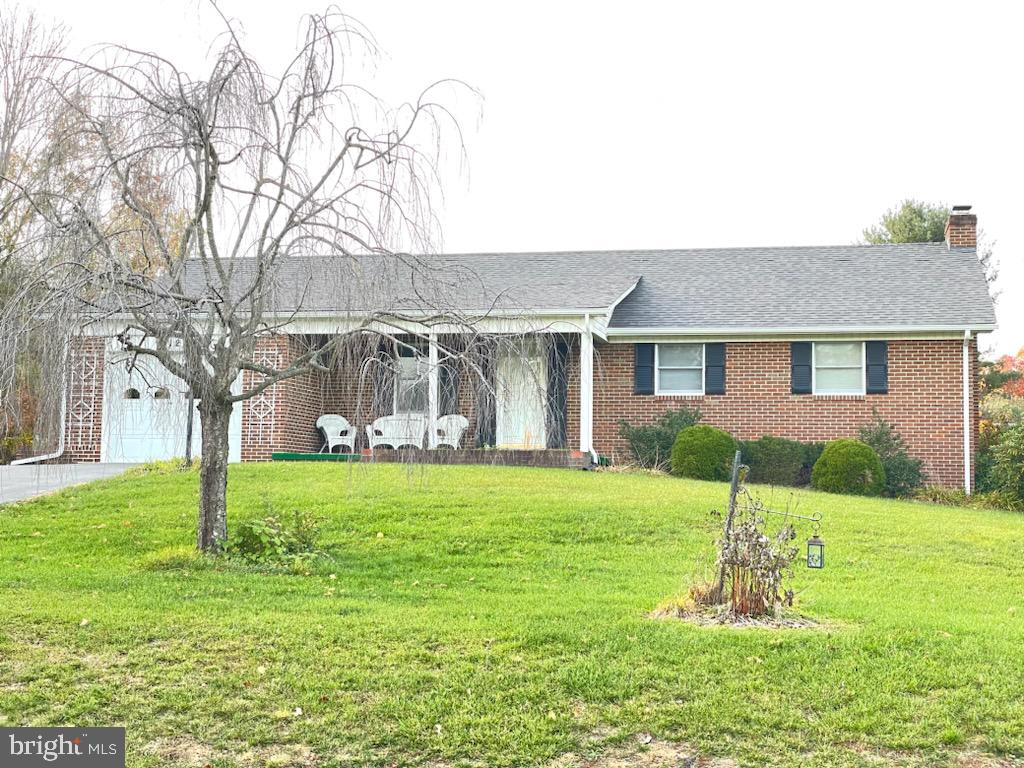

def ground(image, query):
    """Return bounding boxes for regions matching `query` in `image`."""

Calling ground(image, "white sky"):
[23,0,1024,355]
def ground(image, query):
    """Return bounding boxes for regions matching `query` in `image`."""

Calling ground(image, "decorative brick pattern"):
[591,339,979,488]
[63,337,105,462]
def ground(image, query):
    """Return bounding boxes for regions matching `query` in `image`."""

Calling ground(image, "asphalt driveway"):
[0,464,135,504]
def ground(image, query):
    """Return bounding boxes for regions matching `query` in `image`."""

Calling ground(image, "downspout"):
[962,329,972,495]
[11,338,70,466]
[583,313,598,464]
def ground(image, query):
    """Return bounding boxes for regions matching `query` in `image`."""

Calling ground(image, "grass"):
[1,463,1023,767]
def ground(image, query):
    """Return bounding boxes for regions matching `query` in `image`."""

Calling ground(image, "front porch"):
[240,324,599,464]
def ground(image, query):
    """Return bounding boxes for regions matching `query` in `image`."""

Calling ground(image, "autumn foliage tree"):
[994,348,1024,398]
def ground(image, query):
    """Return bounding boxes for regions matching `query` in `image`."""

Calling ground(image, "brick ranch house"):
[38,207,994,490]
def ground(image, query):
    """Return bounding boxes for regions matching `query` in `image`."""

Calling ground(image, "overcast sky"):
[23,0,1023,355]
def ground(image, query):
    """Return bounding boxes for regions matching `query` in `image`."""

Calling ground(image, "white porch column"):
[579,315,595,459]
[428,332,439,449]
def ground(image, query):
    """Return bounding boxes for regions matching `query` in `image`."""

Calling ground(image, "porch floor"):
[270,448,591,469]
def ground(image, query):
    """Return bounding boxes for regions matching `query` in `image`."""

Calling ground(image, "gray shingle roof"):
[602,242,995,330]
[180,253,639,315]
[179,242,996,331]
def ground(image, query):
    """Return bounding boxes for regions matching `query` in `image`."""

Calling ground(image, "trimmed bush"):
[740,435,806,486]
[811,439,886,496]
[857,414,924,497]
[619,407,701,470]
[670,425,737,481]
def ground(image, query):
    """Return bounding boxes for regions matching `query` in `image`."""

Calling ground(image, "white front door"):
[102,356,242,463]
[496,345,547,449]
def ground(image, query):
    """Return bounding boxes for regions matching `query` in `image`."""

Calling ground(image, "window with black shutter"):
[865,341,889,394]
[791,342,812,394]
[704,343,726,395]
[634,344,655,395]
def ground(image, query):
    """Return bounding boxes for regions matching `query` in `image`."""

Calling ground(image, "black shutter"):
[546,338,570,449]
[704,343,726,395]
[634,343,655,395]
[791,342,812,394]
[439,362,459,415]
[866,341,888,394]
[373,340,395,415]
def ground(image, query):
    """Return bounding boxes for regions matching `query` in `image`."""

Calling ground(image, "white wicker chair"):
[316,414,356,454]
[365,414,429,450]
[434,414,469,449]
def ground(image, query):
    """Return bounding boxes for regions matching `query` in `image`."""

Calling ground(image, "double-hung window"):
[656,343,704,395]
[813,342,864,395]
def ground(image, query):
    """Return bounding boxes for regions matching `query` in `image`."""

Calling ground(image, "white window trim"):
[812,341,866,396]
[654,343,705,396]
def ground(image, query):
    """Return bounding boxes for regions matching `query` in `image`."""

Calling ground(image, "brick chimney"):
[945,205,977,248]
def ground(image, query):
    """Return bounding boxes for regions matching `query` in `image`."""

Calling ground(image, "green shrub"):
[857,413,924,497]
[975,443,999,493]
[811,439,886,496]
[227,495,322,565]
[990,424,1024,506]
[670,425,737,481]
[619,407,701,470]
[740,435,806,486]
[798,443,825,486]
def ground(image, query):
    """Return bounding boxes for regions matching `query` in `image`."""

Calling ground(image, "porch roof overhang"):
[80,277,642,341]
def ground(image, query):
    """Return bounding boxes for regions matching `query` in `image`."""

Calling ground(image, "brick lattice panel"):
[63,337,105,462]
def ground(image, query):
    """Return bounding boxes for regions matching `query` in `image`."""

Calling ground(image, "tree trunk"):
[197,398,232,552]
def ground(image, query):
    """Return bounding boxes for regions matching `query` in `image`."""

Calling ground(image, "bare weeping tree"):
[0,8,68,461]
[8,7,479,550]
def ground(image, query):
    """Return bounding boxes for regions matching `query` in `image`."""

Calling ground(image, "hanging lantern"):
[806,535,825,569]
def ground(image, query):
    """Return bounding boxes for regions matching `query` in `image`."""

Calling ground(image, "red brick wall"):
[241,335,334,460]
[241,334,420,459]
[592,339,978,488]
[63,337,106,462]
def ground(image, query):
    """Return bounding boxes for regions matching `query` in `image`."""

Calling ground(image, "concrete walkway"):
[0,464,136,504]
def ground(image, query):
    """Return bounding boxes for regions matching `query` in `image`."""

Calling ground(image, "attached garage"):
[101,354,242,463]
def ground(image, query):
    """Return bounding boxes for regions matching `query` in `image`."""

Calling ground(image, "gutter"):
[962,329,972,495]
[11,339,70,466]
[605,323,997,337]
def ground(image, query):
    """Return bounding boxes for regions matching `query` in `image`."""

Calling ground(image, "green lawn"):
[1,464,1023,767]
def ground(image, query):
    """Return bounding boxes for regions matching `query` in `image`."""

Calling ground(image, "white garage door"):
[102,356,242,463]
